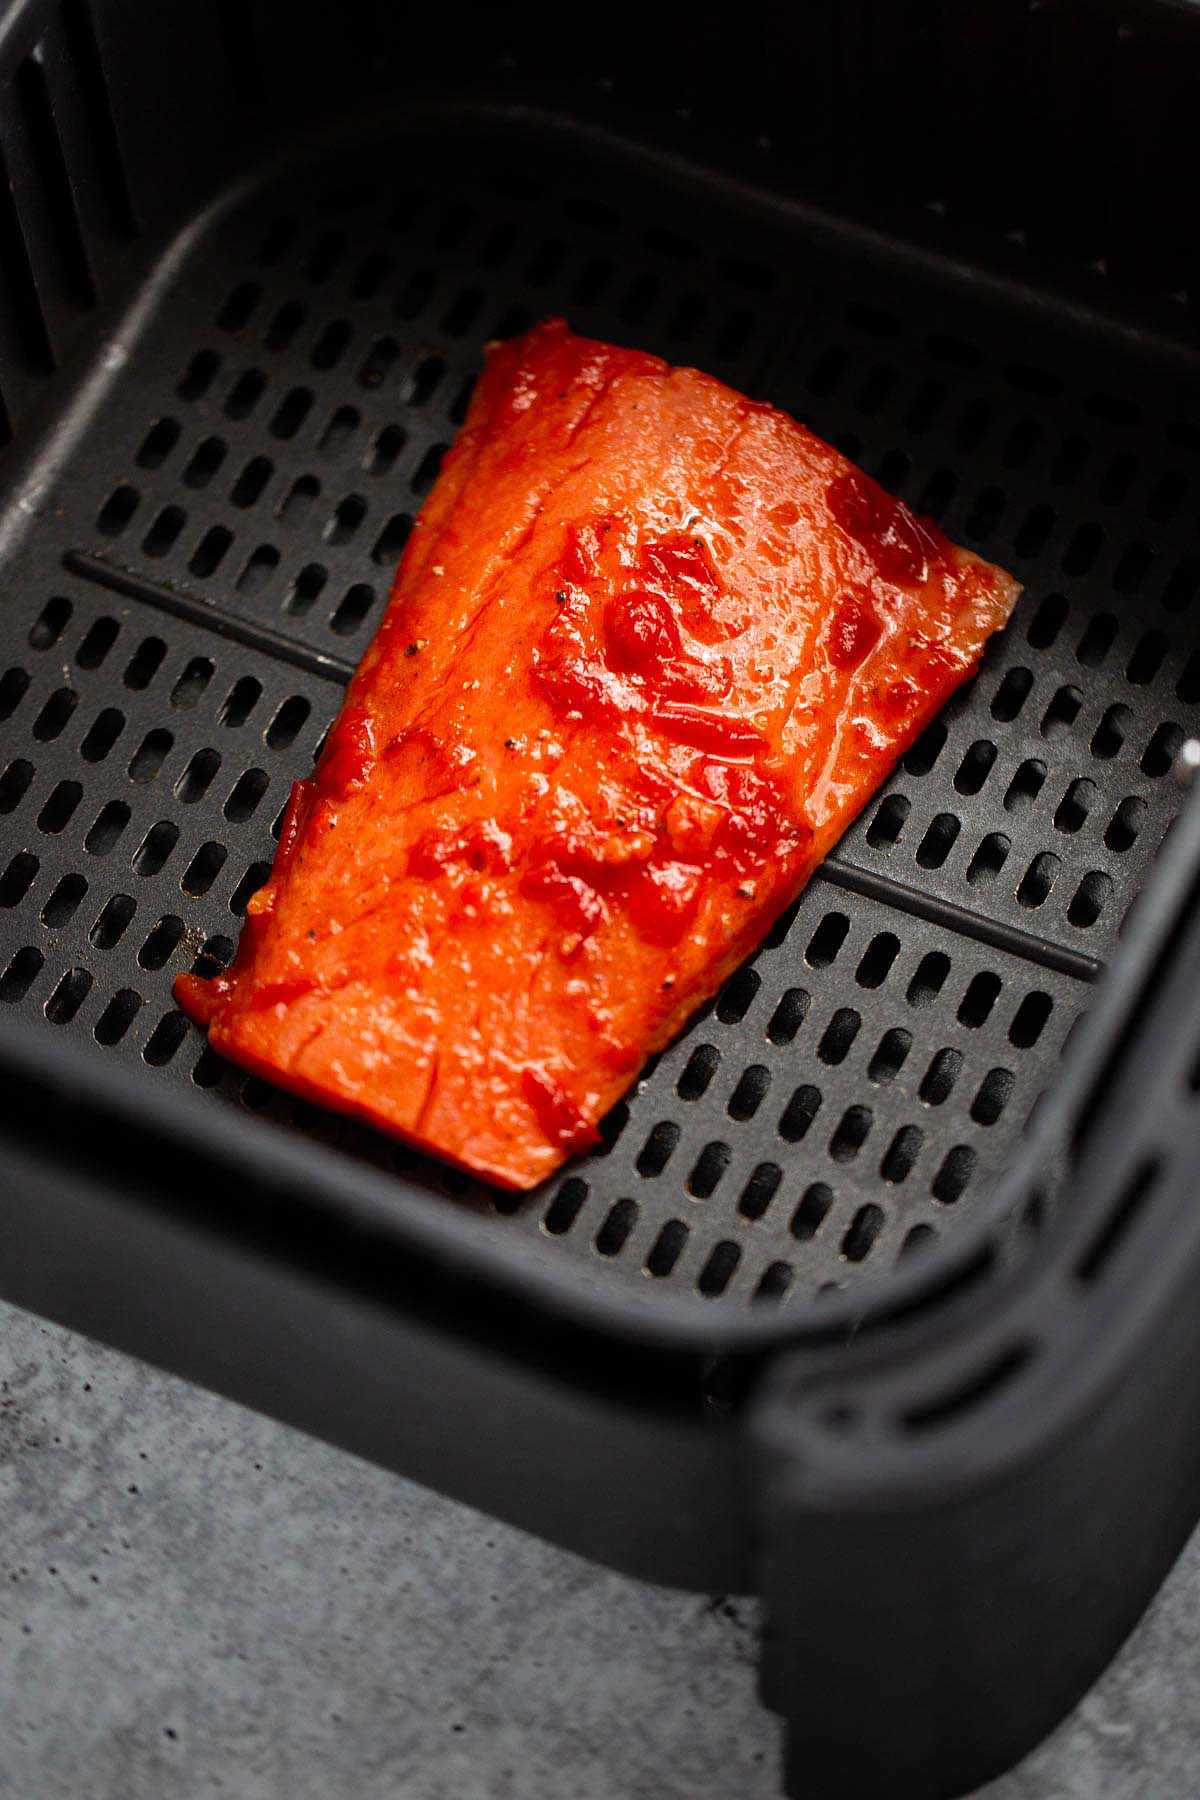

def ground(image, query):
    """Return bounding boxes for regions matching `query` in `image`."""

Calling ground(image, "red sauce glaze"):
[176,320,1020,1191]
[520,1065,602,1151]
[626,861,703,947]
[827,587,884,671]
[317,704,376,798]
[826,470,942,588]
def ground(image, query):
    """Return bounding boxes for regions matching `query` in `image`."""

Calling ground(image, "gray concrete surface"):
[0,1300,1195,1800]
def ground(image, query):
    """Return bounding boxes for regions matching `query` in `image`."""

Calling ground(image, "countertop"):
[0,1299,1196,1800]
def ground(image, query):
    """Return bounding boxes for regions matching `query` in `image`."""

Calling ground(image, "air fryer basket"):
[2,4,1200,1797]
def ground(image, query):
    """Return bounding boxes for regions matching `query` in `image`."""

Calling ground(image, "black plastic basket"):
[2,3,1200,1794]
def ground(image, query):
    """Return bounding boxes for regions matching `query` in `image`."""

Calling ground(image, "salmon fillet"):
[176,320,1020,1189]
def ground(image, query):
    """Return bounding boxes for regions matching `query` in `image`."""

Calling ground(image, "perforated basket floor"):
[1,118,1197,1309]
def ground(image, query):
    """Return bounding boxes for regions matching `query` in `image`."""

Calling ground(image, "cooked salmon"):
[176,319,1020,1189]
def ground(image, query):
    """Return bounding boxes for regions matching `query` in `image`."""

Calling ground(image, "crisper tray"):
[1,116,1197,1313]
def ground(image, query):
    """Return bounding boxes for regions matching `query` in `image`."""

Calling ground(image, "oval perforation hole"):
[779,1084,822,1143]
[1063,522,1103,577]
[224,768,269,823]
[372,513,412,566]
[716,965,759,1024]
[284,563,327,617]
[1115,544,1152,596]
[120,639,164,696]
[791,1182,833,1241]
[728,1064,770,1121]
[817,1008,860,1066]
[0,946,43,1002]
[737,1162,782,1221]
[958,970,1001,1029]
[190,934,233,980]
[325,494,366,545]
[182,437,227,489]
[218,676,261,730]
[542,1177,588,1237]
[954,740,996,796]
[842,1204,884,1262]
[855,933,899,990]
[971,1067,1014,1126]
[143,1010,189,1067]
[229,860,269,915]
[330,584,374,637]
[136,914,183,970]
[1090,704,1131,762]
[991,667,1033,722]
[224,369,266,420]
[365,423,405,475]
[45,966,92,1024]
[907,952,950,1007]
[1142,722,1184,778]
[85,801,131,857]
[1127,630,1167,686]
[1164,556,1200,614]
[698,1241,740,1297]
[132,820,178,878]
[311,319,351,371]
[0,851,39,906]
[128,728,172,782]
[170,656,213,709]
[1027,593,1068,649]
[1004,759,1046,813]
[1053,777,1096,834]
[595,1197,637,1257]
[688,1142,731,1198]
[1,759,34,814]
[38,779,82,833]
[29,596,73,649]
[78,707,123,764]
[881,1125,923,1184]
[868,1027,911,1083]
[915,812,960,869]
[677,1042,719,1100]
[919,1046,962,1105]
[635,1121,679,1178]
[231,455,272,508]
[270,386,313,440]
[805,912,849,969]
[766,988,808,1044]
[1041,685,1082,739]
[645,1218,688,1277]
[181,841,227,897]
[901,1222,937,1259]
[0,667,30,721]
[932,1145,976,1205]
[189,525,233,578]
[1105,796,1145,854]
[265,300,305,350]
[235,544,279,595]
[97,484,138,537]
[903,719,947,776]
[1076,612,1118,668]
[264,687,309,745]
[174,747,221,804]
[754,1263,793,1303]
[94,988,142,1047]
[1068,870,1112,929]
[966,832,1010,885]
[1010,991,1053,1048]
[89,894,136,950]
[75,616,118,669]
[1177,652,1200,706]
[33,688,78,741]
[1017,853,1059,908]
[319,404,360,457]
[830,1105,872,1163]
[1015,506,1055,558]
[866,793,909,847]
[177,348,220,400]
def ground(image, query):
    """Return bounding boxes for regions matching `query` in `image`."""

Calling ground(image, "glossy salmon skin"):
[176,320,1020,1189]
